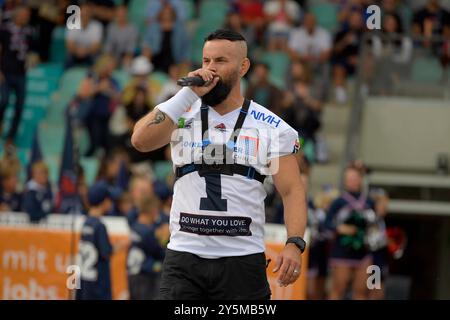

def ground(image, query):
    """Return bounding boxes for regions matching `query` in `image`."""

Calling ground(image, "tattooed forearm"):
[146,109,166,127]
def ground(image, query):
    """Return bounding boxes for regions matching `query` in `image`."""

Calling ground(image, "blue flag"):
[56,115,80,214]
[116,159,130,192]
[27,127,43,181]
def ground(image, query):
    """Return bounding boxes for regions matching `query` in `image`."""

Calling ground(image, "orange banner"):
[0,225,308,300]
[0,226,128,300]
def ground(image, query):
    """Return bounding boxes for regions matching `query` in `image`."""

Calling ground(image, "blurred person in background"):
[336,0,369,29]
[0,166,22,212]
[325,165,376,300]
[22,161,53,223]
[35,0,69,62]
[281,60,322,164]
[127,195,166,300]
[65,2,103,69]
[246,62,283,115]
[309,185,339,300]
[156,64,181,104]
[87,0,116,28]
[331,10,365,104]
[142,4,190,74]
[0,5,34,147]
[232,0,265,46]
[264,0,301,51]
[288,12,332,77]
[223,8,256,53]
[439,24,450,68]
[369,13,413,95]
[76,180,129,300]
[122,55,154,109]
[412,0,450,41]
[82,54,120,157]
[367,188,390,300]
[127,175,155,227]
[146,0,187,25]
[103,4,138,69]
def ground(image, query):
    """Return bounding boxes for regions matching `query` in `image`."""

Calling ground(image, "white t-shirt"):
[288,26,332,57]
[167,99,300,258]
[264,0,301,33]
[66,20,103,49]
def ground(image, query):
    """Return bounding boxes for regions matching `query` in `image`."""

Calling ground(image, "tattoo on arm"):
[146,109,166,127]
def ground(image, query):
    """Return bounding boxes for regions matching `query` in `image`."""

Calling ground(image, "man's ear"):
[240,58,251,78]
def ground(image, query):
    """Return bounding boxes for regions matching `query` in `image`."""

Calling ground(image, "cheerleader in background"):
[325,165,376,300]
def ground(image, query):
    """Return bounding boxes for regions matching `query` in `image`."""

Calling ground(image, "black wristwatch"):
[286,236,306,254]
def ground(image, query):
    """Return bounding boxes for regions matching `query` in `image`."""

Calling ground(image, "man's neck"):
[209,85,244,116]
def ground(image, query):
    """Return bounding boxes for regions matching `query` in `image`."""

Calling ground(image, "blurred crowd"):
[0,0,442,299]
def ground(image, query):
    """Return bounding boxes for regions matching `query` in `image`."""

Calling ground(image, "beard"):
[201,72,238,107]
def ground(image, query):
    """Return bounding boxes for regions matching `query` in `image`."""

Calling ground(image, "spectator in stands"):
[223,8,256,52]
[142,4,190,73]
[122,56,154,108]
[369,13,413,95]
[381,0,405,31]
[246,62,283,115]
[153,179,172,226]
[127,175,155,226]
[127,195,166,300]
[233,0,265,27]
[281,61,322,163]
[412,0,450,39]
[156,64,180,104]
[35,0,69,62]
[440,24,450,68]
[309,185,339,300]
[65,2,103,69]
[0,5,34,146]
[76,180,129,300]
[331,10,365,104]
[87,0,116,28]
[368,188,390,300]
[146,0,187,25]
[83,54,121,157]
[103,4,137,68]
[337,0,369,29]
[1,0,23,23]
[325,165,375,300]
[288,12,332,75]
[107,192,133,217]
[22,161,53,223]
[264,0,301,51]
[0,166,22,212]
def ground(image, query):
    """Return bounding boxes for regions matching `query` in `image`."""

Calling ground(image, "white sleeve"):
[268,127,300,160]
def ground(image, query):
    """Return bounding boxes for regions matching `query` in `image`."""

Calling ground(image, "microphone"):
[177,76,206,87]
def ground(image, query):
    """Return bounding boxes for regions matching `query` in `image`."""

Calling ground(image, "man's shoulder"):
[247,100,295,133]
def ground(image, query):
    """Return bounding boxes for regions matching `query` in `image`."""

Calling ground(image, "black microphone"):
[177,76,206,87]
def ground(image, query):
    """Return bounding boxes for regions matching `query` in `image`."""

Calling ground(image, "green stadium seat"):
[411,56,444,83]
[153,160,173,182]
[310,3,338,32]
[199,0,229,26]
[80,157,100,186]
[191,24,215,65]
[128,0,149,39]
[260,51,289,89]
[50,27,67,64]
[182,0,196,20]
[59,67,88,96]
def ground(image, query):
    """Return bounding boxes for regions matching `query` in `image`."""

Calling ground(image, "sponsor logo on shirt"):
[250,110,281,128]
